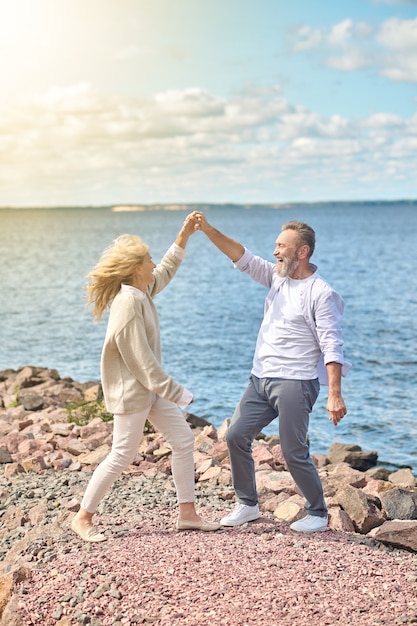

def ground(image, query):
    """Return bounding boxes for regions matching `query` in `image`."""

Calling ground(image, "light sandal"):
[176,517,220,532]
[71,519,107,543]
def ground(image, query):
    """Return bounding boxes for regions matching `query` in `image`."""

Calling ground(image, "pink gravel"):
[17,508,417,626]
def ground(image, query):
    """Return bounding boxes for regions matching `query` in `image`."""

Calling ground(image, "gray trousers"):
[226,375,327,517]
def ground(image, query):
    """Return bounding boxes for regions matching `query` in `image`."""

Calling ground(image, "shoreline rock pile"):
[1,366,417,623]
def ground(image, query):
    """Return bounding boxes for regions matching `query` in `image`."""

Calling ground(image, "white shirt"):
[252,275,322,380]
[233,248,351,384]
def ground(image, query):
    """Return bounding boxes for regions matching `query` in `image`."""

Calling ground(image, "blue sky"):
[0,0,416,206]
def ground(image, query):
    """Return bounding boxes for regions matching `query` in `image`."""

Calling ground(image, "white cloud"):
[328,19,374,46]
[327,19,349,46]
[289,136,362,157]
[328,19,353,46]
[278,111,354,140]
[326,49,371,71]
[290,16,417,83]
[289,19,375,75]
[378,18,417,82]
[378,17,417,51]
[290,19,374,54]
[381,57,417,82]
[0,83,416,204]
[362,112,404,127]
[288,25,322,52]
[322,20,375,71]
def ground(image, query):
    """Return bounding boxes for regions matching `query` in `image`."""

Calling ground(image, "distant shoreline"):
[1,199,417,211]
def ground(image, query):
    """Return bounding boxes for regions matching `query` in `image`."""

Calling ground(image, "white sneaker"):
[290,514,328,533]
[220,503,260,527]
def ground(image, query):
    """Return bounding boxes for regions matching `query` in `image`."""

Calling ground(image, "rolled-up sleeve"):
[233,248,253,271]
[315,290,345,366]
[233,248,275,288]
[168,242,187,260]
[177,387,193,409]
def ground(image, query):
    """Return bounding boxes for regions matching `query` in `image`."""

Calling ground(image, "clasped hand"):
[182,211,208,235]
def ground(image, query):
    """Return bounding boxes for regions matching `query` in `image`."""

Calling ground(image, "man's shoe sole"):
[220,513,261,527]
[290,523,329,533]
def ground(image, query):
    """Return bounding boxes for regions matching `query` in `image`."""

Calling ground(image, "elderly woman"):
[71,212,219,541]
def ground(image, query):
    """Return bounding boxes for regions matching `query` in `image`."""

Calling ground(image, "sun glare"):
[0,0,82,100]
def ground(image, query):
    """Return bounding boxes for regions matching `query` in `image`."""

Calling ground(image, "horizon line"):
[1,198,417,211]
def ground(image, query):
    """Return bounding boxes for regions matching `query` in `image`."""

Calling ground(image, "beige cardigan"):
[100,246,185,414]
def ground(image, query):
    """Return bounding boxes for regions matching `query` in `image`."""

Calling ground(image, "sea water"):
[1,203,416,471]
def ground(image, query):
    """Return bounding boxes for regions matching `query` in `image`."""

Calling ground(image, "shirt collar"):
[121,283,146,300]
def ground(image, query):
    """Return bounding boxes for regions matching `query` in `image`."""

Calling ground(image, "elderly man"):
[195,214,349,533]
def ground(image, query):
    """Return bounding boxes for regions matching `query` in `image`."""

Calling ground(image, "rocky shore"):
[1,366,417,626]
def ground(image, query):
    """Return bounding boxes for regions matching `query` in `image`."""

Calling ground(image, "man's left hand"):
[326,394,347,426]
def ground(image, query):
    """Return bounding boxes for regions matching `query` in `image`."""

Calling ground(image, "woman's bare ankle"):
[73,509,94,527]
[178,502,200,522]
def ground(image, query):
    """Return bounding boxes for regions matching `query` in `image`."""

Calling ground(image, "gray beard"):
[276,254,299,278]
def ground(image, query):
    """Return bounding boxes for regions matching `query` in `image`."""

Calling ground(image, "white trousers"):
[80,396,195,513]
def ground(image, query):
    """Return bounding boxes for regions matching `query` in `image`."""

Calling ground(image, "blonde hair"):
[86,234,149,321]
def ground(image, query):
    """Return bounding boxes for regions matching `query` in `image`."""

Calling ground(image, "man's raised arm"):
[195,212,245,263]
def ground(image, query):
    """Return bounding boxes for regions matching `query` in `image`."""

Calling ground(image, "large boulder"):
[256,469,295,494]
[328,507,355,532]
[369,520,417,552]
[20,394,44,412]
[327,442,378,471]
[388,468,417,488]
[379,488,417,520]
[366,466,391,481]
[322,462,367,497]
[333,484,385,534]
